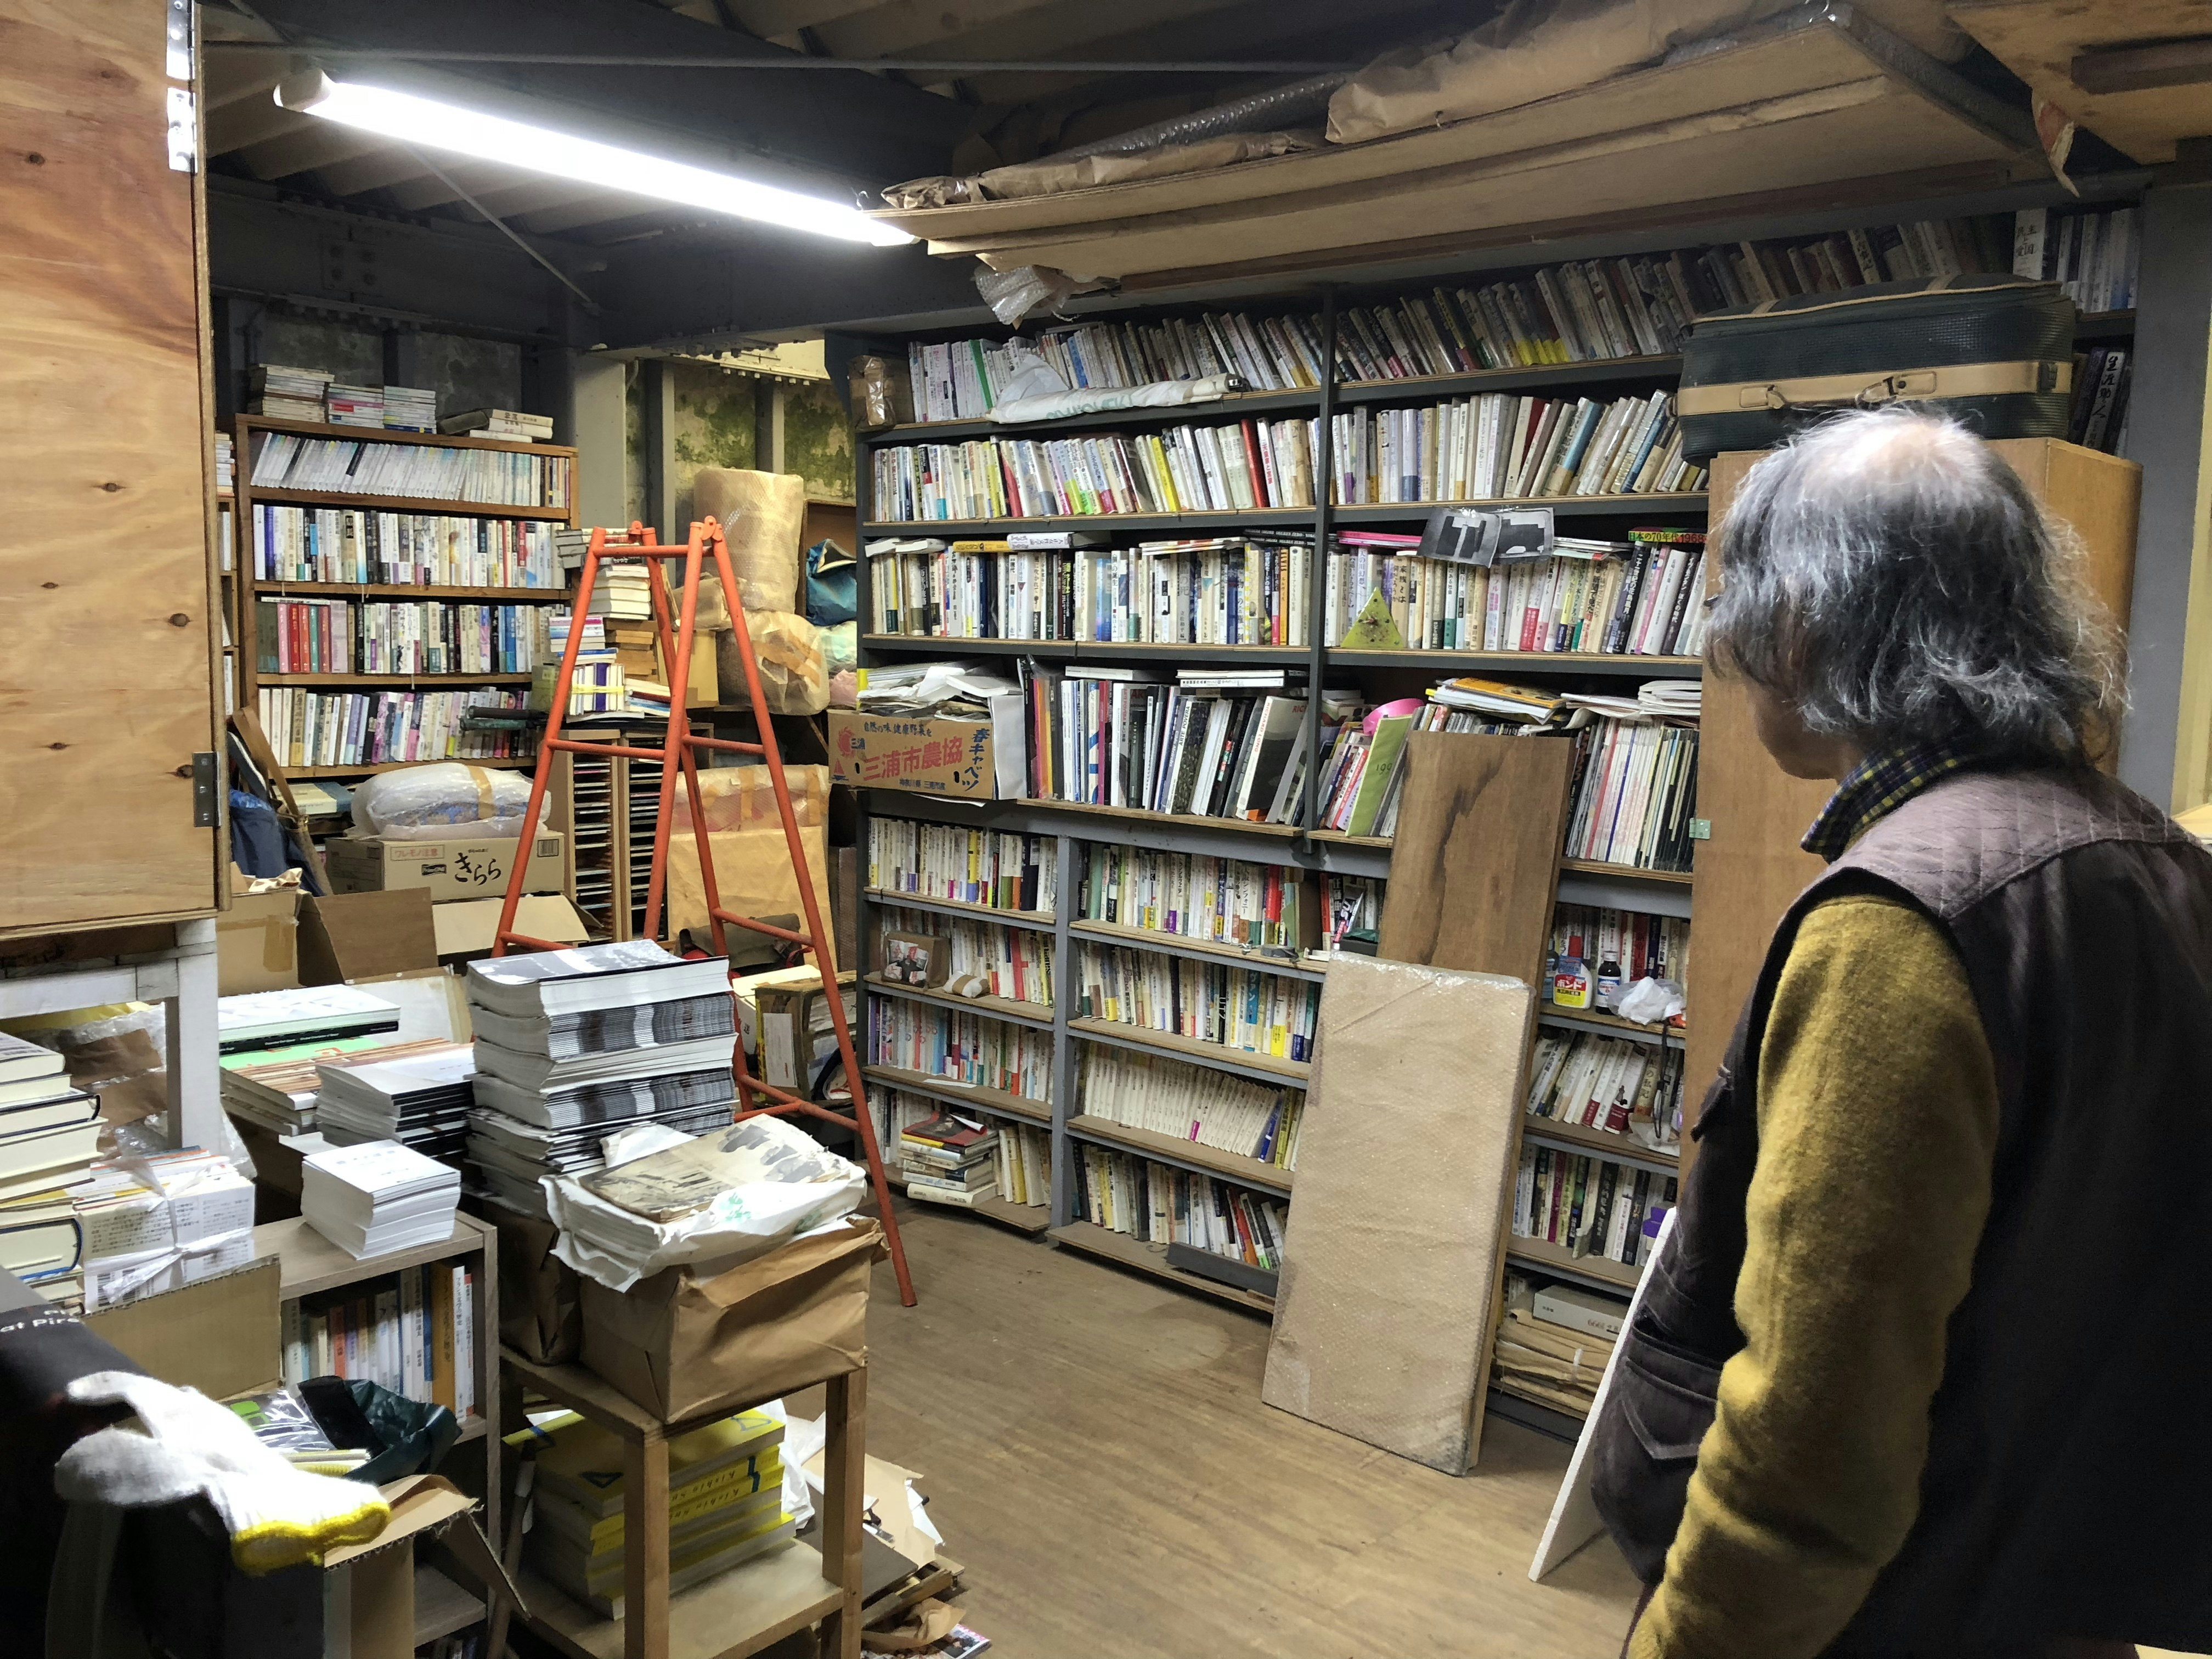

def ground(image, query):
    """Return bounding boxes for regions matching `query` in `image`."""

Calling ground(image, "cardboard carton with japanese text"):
[827,696,1025,799]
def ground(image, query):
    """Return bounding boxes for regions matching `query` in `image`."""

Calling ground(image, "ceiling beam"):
[234,123,393,181]
[2072,36,2212,95]
[204,96,315,157]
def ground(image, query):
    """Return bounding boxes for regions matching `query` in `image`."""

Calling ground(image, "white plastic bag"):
[355,763,533,840]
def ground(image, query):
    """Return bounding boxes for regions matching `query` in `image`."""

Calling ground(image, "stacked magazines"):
[464,942,738,1217]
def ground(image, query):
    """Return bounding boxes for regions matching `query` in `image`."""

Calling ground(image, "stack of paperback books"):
[0,1033,99,1309]
[527,1405,794,1617]
[313,1041,478,1164]
[899,1113,997,1207]
[301,1140,461,1258]
[464,941,738,1217]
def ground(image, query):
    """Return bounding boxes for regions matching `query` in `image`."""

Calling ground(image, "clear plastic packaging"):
[692,470,805,612]
[848,354,911,430]
[354,763,534,840]
[670,763,830,833]
[715,611,828,716]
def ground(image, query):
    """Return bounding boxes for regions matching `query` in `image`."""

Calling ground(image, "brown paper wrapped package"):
[692,469,805,612]
[579,1216,883,1421]
[662,826,835,959]
[1261,955,1532,1472]
[487,1202,583,1364]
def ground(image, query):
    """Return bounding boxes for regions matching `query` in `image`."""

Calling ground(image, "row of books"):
[1307,706,1460,839]
[878,1094,1053,1211]
[866,1001,1053,1104]
[249,432,573,510]
[1026,668,1317,825]
[1071,1145,1289,1272]
[1564,718,1700,873]
[876,907,1056,1005]
[904,215,2061,421]
[1075,943,1320,1064]
[868,396,1704,523]
[1342,392,1703,506]
[2013,205,2136,314]
[253,597,550,676]
[897,1110,1003,1208]
[865,820,1059,914]
[1545,902,1691,1011]
[248,504,564,588]
[1322,528,1707,656]
[248,366,437,432]
[1077,1044,1303,1171]
[1076,844,1318,956]
[870,538,1316,648]
[1525,1031,1685,1150]
[276,1262,478,1420]
[0,1031,105,1311]
[2067,346,2132,456]
[255,686,531,770]
[1511,1146,1677,1271]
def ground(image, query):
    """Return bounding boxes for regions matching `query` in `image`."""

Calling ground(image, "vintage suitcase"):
[1678,275,2075,459]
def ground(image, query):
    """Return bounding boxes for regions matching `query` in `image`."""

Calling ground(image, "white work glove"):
[53,1370,390,1574]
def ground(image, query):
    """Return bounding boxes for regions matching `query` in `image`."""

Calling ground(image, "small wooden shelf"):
[241,414,577,456]
[249,486,573,520]
[862,972,1053,1030]
[861,1064,1051,1125]
[1070,1017,1311,1084]
[1522,1118,1679,1168]
[1506,1235,1644,1293]
[258,672,535,686]
[280,755,536,778]
[250,581,571,602]
[1066,1114,1293,1195]
[253,1214,486,1300]
[861,494,1707,535]
[888,1173,1051,1235]
[1559,857,1694,884]
[1070,918,1325,982]
[862,888,1054,928]
[1331,649,1702,679]
[1049,1221,1276,1313]
[1537,1006,1686,1043]
[415,1564,484,1645]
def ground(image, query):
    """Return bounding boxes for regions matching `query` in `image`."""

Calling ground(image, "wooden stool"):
[501,1349,866,1659]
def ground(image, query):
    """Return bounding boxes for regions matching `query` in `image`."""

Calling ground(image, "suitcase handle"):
[1677,359,2073,418]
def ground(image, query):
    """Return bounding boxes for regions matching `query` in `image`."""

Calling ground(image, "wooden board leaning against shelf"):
[230,415,579,781]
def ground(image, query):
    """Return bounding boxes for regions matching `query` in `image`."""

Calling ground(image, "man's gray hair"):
[1706,407,2123,765]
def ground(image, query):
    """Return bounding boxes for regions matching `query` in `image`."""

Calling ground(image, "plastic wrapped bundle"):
[355,762,534,840]
[716,612,828,716]
[671,764,830,834]
[692,469,805,612]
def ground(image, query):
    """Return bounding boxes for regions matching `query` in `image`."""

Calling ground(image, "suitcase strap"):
[1678,358,2073,416]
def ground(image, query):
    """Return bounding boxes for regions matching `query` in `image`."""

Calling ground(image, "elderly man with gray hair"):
[1592,407,2212,1659]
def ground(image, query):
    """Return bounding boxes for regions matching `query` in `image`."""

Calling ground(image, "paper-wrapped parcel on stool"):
[546,1115,866,1291]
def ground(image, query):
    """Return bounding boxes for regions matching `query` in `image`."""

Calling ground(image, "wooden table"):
[501,1350,866,1659]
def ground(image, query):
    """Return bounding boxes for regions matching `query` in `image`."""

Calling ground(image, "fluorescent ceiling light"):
[277,71,912,246]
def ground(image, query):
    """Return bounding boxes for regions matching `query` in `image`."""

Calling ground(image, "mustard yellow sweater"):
[1629,894,2001,1659]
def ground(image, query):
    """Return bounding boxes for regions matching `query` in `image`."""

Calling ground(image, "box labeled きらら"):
[828,698,1024,799]
[324,833,565,902]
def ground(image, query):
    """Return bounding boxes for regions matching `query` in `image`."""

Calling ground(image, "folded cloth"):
[53,1371,390,1573]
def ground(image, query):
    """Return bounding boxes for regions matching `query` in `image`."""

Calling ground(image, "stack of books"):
[586,567,657,622]
[324,383,386,428]
[314,1041,478,1164]
[899,1113,997,1207]
[0,1034,103,1309]
[526,1406,794,1617]
[219,985,403,1058]
[464,941,738,1218]
[441,407,556,443]
[301,1140,461,1259]
[382,385,438,432]
[248,363,332,420]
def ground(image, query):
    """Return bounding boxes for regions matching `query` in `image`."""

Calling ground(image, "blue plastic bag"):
[804,539,856,628]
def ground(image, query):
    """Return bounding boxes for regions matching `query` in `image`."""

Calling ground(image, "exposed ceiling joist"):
[235,123,392,182]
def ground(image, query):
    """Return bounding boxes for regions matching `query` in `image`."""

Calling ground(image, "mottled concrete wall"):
[783,378,854,504]
[252,319,521,414]
[620,355,857,529]
[669,360,757,528]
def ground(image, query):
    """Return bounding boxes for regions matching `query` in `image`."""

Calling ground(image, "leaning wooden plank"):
[1261,956,1533,1473]
[1376,731,1573,986]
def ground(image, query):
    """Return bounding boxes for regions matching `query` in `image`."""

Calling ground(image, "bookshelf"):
[230,415,579,780]
[850,210,2142,1425]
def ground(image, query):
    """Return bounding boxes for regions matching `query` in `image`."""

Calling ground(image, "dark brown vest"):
[1590,767,2212,1654]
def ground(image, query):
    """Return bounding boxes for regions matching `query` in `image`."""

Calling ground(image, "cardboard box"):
[325,832,565,902]
[827,700,1025,799]
[754,969,857,1091]
[219,877,303,995]
[321,1475,524,1659]
[579,1216,883,1421]
[1534,1283,1625,1341]
[432,894,591,959]
[298,889,441,984]
[84,1257,283,1399]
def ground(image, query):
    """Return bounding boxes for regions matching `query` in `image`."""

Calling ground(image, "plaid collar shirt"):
[1801,743,1978,862]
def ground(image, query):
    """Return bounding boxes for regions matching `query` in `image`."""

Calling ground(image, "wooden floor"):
[849,1200,1644,1658]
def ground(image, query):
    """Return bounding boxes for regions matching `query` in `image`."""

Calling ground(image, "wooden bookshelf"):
[1537,1006,1686,1045]
[1069,1017,1311,1085]
[861,1064,1051,1126]
[1070,917,1327,983]
[1522,1118,1679,1167]
[862,888,1054,928]
[862,972,1054,1030]
[861,494,1707,535]
[886,1171,1051,1236]
[1559,857,1694,885]
[1048,1221,1277,1314]
[1505,1235,1644,1293]
[1066,1114,1294,1196]
[232,413,579,780]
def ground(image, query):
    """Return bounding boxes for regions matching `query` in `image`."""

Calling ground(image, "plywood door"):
[1684,441,2143,1160]
[0,0,221,935]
